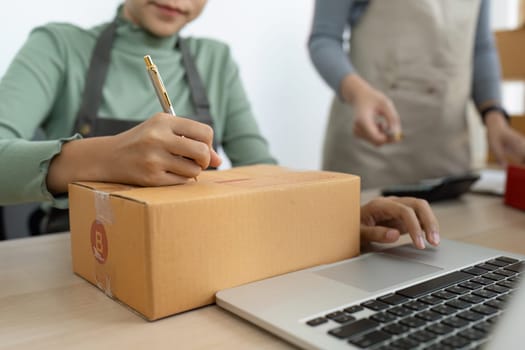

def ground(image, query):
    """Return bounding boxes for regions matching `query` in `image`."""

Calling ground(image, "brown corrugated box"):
[495,27,525,80]
[486,116,525,164]
[69,165,361,320]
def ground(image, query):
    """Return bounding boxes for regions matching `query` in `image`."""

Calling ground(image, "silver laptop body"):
[216,239,524,349]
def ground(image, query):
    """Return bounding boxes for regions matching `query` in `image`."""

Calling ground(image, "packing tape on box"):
[94,190,114,225]
[93,190,114,297]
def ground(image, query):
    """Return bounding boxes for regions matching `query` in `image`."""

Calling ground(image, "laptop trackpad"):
[315,253,443,292]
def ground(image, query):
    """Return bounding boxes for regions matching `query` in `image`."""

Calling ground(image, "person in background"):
[309,0,525,189]
[0,0,438,249]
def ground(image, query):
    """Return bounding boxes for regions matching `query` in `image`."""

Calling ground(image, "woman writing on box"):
[0,0,438,249]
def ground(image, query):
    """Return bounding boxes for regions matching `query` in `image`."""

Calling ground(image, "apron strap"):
[72,19,218,152]
[73,20,118,137]
[177,38,218,151]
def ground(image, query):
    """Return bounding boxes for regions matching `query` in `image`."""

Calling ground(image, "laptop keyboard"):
[305,256,523,349]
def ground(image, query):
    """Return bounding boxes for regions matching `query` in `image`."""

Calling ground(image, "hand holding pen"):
[46,58,221,194]
[144,55,221,181]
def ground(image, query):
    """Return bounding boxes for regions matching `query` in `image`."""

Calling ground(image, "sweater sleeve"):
[0,25,77,207]
[471,0,503,110]
[308,0,356,96]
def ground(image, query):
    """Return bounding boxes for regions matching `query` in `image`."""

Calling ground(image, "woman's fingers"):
[360,225,401,244]
[391,196,440,246]
[361,197,440,249]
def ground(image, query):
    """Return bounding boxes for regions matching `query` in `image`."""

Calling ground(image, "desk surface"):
[1,193,524,350]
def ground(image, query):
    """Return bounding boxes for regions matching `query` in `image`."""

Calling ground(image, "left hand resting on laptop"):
[360,196,440,250]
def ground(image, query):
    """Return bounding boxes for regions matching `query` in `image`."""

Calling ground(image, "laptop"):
[216,239,523,349]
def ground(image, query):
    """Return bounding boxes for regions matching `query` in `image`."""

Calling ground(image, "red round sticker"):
[90,220,108,264]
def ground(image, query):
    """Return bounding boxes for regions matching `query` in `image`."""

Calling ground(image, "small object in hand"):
[387,129,404,142]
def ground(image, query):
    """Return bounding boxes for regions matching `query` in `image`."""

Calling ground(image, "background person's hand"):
[360,196,440,249]
[47,113,222,193]
[341,74,402,146]
[485,111,525,166]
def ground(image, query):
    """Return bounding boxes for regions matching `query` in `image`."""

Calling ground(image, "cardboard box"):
[69,165,360,320]
[504,164,525,211]
[487,115,525,164]
[495,27,525,80]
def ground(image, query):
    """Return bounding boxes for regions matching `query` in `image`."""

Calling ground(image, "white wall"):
[0,0,331,171]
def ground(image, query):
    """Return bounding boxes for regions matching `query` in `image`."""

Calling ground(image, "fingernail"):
[432,231,440,245]
[417,235,426,249]
[385,230,397,241]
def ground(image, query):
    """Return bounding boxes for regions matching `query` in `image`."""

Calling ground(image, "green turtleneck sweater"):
[0,13,276,207]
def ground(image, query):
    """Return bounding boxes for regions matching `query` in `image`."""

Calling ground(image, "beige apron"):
[323,0,481,189]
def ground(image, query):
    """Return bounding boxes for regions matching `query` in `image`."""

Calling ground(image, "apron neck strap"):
[74,19,118,137]
[73,17,218,152]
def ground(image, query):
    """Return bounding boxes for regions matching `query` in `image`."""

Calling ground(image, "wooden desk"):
[1,193,524,349]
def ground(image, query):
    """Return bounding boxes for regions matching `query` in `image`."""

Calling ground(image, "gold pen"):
[144,55,198,181]
[144,55,176,115]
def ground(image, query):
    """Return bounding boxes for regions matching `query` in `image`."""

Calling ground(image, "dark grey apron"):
[33,18,218,234]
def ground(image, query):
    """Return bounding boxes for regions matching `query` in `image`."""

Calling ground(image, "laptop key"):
[493,269,515,277]
[418,295,443,305]
[473,320,493,333]
[403,300,429,311]
[459,281,483,290]
[462,267,489,276]
[485,299,505,310]
[390,337,420,349]
[445,299,471,310]
[431,304,456,315]
[495,256,519,264]
[332,314,356,324]
[325,311,346,320]
[442,316,469,328]
[496,280,514,289]
[409,329,437,343]
[387,306,413,317]
[483,273,506,281]
[457,328,486,341]
[470,276,494,285]
[497,293,511,302]
[476,263,498,271]
[415,310,443,322]
[343,305,364,314]
[472,289,498,299]
[441,335,470,348]
[378,293,409,305]
[471,304,498,316]
[306,317,327,327]
[487,259,511,267]
[399,316,426,328]
[486,315,500,323]
[397,271,471,298]
[348,330,391,348]
[382,322,409,335]
[446,285,469,295]
[459,294,484,304]
[426,323,454,335]
[432,290,457,300]
[370,311,397,323]
[328,318,379,339]
[485,284,509,294]
[457,310,484,322]
[361,299,389,311]
[504,261,523,273]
